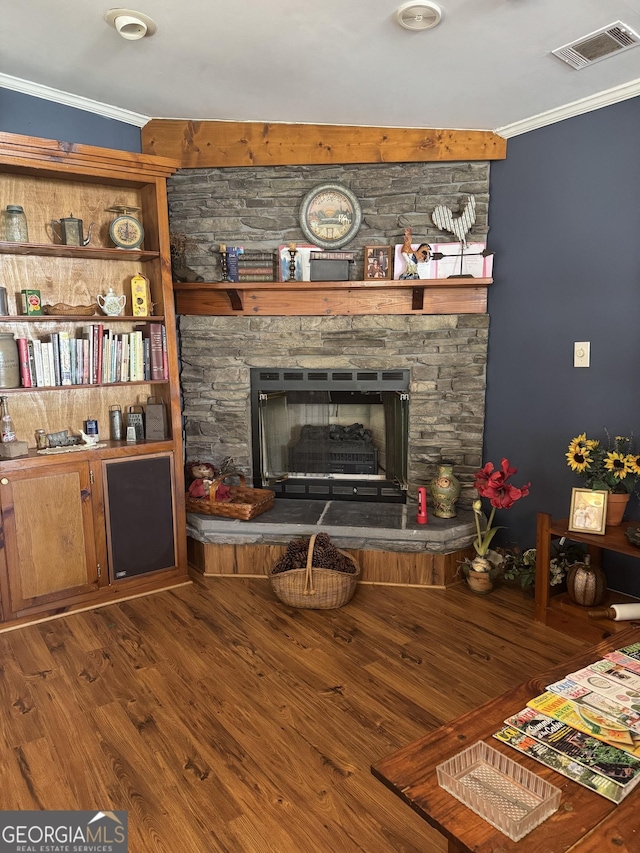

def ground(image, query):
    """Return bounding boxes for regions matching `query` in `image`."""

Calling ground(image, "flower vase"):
[429,461,461,518]
[465,556,495,594]
[606,493,629,527]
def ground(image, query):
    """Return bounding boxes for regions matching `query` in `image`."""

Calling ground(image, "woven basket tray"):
[42,302,98,316]
[269,533,360,609]
[185,472,274,521]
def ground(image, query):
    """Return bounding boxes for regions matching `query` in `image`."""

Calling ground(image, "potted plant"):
[460,458,530,594]
[499,539,586,594]
[566,431,640,525]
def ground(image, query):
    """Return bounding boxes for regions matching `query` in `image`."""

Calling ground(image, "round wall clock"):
[299,183,362,249]
[107,205,144,249]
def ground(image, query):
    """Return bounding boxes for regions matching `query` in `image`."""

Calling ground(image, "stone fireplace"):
[250,366,409,501]
[179,312,488,508]
[170,158,491,580]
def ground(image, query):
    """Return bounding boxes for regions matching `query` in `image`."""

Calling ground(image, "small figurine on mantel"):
[398,227,432,280]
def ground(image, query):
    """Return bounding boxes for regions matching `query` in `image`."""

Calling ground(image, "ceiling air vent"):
[552,21,640,69]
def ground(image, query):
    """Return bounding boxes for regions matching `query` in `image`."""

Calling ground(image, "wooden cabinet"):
[534,512,640,643]
[0,132,189,629]
[0,458,103,616]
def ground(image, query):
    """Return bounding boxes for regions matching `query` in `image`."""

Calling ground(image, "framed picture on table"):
[364,246,392,281]
[568,488,608,535]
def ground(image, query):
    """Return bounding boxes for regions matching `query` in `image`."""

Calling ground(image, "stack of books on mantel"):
[494,641,640,803]
[237,248,277,282]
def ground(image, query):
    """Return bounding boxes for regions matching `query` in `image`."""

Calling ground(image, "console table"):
[372,626,640,853]
[535,512,640,643]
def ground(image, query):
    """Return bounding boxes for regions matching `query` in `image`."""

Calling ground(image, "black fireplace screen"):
[250,369,409,501]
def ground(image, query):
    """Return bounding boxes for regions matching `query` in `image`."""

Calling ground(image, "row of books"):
[16,322,168,388]
[225,248,279,282]
[494,640,640,803]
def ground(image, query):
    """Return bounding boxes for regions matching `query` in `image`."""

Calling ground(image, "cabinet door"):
[103,453,177,580]
[0,460,102,615]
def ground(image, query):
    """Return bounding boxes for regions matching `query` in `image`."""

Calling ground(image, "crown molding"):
[0,73,149,127]
[496,77,640,138]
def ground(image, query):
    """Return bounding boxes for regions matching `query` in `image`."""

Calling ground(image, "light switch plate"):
[574,341,590,368]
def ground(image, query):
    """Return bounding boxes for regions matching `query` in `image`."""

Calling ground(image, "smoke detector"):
[104,8,158,40]
[552,21,640,69]
[396,2,442,32]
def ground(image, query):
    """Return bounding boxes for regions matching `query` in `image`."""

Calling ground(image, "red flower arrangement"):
[471,458,530,559]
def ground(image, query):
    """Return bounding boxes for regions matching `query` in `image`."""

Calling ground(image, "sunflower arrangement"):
[566,430,640,494]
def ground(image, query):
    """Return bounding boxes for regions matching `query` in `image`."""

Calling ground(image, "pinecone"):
[271,533,356,574]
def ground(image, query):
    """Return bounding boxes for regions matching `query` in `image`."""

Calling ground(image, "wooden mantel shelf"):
[173,277,491,316]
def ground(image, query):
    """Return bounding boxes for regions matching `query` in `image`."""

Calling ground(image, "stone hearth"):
[188,499,475,552]
[187,499,476,587]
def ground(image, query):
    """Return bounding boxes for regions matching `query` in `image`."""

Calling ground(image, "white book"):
[75,338,84,384]
[41,342,52,386]
[32,339,44,387]
[58,330,72,385]
[129,331,143,381]
[103,334,111,384]
[120,336,129,383]
[81,324,94,385]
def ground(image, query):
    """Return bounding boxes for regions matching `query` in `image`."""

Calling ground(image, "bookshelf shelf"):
[0,241,159,262]
[0,315,165,324]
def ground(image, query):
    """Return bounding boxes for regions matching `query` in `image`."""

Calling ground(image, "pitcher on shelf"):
[97,287,126,316]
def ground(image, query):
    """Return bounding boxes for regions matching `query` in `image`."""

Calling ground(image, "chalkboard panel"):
[105,455,175,580]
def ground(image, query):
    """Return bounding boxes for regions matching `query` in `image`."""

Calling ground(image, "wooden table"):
[372,626,640,853]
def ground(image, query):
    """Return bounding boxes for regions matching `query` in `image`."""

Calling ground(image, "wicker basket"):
[42,302,98,316]
[269,533,360,609]
[185,471,274,521]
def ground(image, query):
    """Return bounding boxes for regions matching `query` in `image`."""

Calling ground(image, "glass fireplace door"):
[251,368,409,502]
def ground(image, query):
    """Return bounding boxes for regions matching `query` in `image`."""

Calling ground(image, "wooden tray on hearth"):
[185,472,275,521]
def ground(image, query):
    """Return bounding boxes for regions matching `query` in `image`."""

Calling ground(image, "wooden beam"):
[141,120,507,168]
[173,278,491,316]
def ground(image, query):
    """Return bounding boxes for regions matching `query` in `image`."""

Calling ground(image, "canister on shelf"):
[35,429,48,450]
[109,404,124,440]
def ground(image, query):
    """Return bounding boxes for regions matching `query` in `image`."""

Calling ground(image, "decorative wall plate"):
[299,183,362,249]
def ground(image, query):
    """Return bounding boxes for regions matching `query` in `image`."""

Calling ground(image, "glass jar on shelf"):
[4,205,29,242]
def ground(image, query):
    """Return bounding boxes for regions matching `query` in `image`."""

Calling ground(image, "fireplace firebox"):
[250,368,409,502]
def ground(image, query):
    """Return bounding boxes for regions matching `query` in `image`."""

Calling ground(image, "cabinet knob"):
[0,478,8,485]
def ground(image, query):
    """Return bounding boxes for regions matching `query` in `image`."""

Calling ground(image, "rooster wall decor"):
[430,194,493,278]
[431,194,476,246]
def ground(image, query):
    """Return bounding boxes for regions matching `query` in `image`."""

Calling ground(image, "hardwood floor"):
[0,577,587,852]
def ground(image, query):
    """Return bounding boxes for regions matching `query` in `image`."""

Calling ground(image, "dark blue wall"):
[0,89,141,151]
[487,97,640,593]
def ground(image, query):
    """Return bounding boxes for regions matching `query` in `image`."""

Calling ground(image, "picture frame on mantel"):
[568,487,608,535]
[364,246,392,281]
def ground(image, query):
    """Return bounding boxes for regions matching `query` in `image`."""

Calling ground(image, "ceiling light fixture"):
[104,8,157,40]
[396,2,442,32]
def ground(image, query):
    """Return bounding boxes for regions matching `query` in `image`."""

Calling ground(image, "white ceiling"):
[2,0,640,138]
